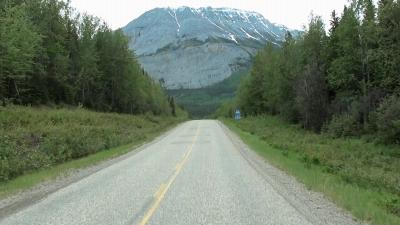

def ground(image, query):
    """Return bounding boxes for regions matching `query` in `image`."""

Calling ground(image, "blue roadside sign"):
[235,109,241,120]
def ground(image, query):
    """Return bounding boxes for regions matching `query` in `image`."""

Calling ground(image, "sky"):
[69,0,351,30]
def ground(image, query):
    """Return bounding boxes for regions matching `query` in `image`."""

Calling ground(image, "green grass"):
[222,116,400,225]
[0,143,133,198]
[0,105,186,198]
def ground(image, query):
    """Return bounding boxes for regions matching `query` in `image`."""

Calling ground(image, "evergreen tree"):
[377,0,400,92]
[0,3,42,103]
[76,14,101,108]
[0,0,174,116]
[296,16,329,130]
[222,0,399,142]
[359,0,379,125]
[328,6,362,94]
[278,32,302,121]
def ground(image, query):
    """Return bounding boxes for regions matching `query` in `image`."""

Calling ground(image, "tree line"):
[219,0,400,144]
[0,0,176,116]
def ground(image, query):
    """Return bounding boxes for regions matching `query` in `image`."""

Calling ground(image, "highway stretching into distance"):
[1,121,361,225]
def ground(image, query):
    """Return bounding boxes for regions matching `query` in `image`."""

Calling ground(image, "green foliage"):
[327,6,362,93]
[226,115,400,203]
[294,16,329,131]
[386,197,400,217]
[377,0,400,92]
[221,0,400,143]
[322,113,362,138]
[226,16,330,130]
[223,116,400,224]
[0,0,174,116]
[0,3,42,103]
[168,69,248,118]
[374,95,400,144]
[0,105,186,182]
[214,100,235,118]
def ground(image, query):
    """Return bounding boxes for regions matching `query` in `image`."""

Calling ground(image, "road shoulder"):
[218,121,364,225]
[0,122,184,220]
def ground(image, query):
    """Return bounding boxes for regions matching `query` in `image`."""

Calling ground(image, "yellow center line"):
[137,125,200,225]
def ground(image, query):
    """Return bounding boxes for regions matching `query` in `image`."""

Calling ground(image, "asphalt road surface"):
[0,120,361,225]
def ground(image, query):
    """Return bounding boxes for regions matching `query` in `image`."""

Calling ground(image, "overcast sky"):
[69,0,351,30]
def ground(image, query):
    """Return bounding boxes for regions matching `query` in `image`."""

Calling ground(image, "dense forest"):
[219,0,400,144]
[0,0,176,115]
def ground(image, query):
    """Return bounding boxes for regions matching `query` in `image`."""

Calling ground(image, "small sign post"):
[234,109,241,120]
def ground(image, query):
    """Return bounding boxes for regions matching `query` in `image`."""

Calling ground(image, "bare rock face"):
[123,7,296,89]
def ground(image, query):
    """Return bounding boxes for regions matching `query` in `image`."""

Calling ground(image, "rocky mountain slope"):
[123,7,297,90]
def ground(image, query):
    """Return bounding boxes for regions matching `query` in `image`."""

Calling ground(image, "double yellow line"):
[138,125,200,225]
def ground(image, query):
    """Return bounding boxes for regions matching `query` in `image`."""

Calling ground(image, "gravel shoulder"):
[218,121,364,225]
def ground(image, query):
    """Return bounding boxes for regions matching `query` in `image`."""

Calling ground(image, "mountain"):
[123,7,298,90]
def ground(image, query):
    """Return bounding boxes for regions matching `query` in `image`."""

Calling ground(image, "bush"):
[214,100,235,118]
[230,115,400,196]
[322,113,362,138]
[374,95,400,144]
[0,106,184,182]
[386,197,400,217]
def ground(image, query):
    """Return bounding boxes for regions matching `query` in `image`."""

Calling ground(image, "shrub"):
[374,95,400,144]
[322,113,362,138]
[231,115,400,196]
[214,100,235,118]
[385,197,400,217]
[0,106,184,182]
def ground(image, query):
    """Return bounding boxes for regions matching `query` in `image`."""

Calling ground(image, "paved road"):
[1,120,360,225]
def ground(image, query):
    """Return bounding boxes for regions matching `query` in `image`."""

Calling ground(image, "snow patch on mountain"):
[123,7,299,89]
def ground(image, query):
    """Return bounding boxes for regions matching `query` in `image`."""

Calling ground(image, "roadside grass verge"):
[0,143,133,198]
[0,105,186,198]
[222,116,400,225]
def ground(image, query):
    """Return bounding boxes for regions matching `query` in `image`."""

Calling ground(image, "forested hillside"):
[168,69,248,118]
[0,0,175,115]
[220,0,400,144]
